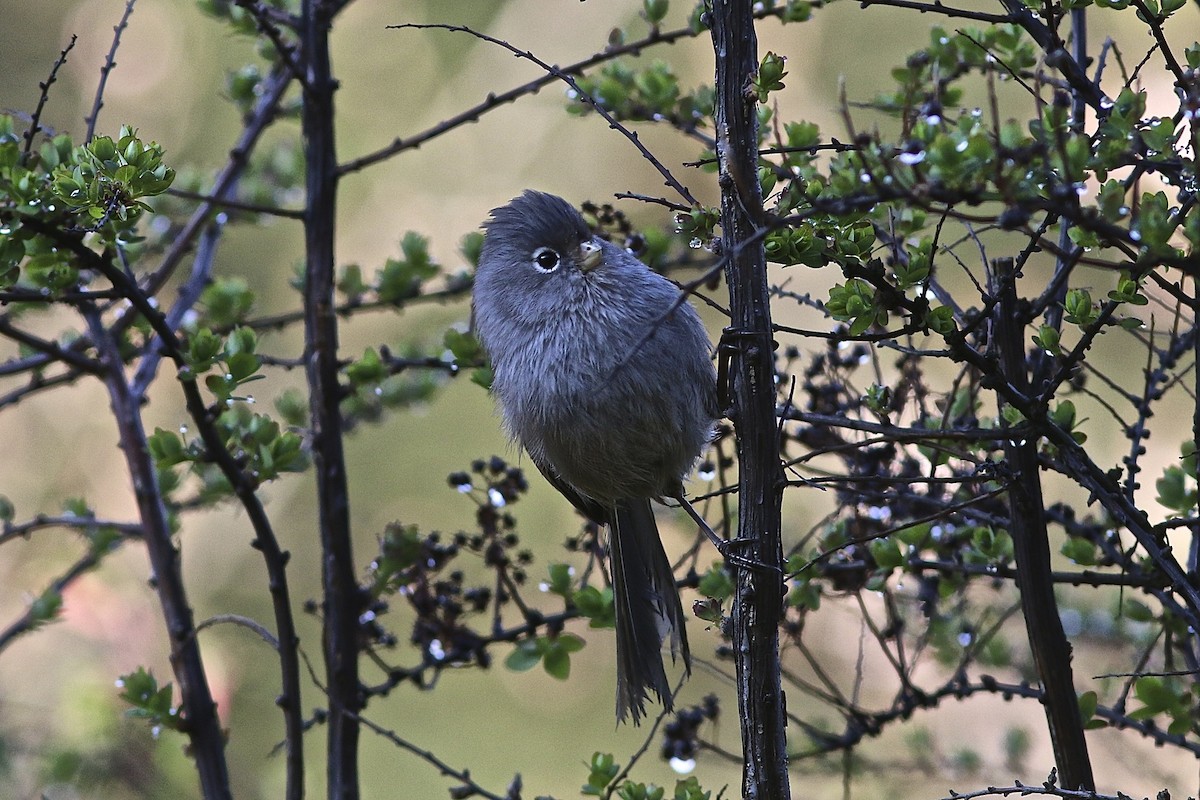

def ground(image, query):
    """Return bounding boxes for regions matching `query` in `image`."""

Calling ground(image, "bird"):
[471,190,719,723]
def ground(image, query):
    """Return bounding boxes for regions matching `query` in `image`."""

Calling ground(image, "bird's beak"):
[577,239,602,272]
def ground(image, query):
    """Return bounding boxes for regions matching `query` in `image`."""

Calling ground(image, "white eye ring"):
[531,246,561,273]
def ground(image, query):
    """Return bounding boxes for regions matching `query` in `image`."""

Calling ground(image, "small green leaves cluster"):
[804,515,1014,603]
[335,230,468,310]
[149,404,307,504]
[341,342,446,424]
[1156,441,1197,515]
[150,326,306,502]
[749,52,787,103]
[50,126,175,232]
[1062,289,1097,327]
[582,753,711,800]
[544,562,616,628]
[183,326,263,405]
[197,0,298,36]
[582,752,621,796]
[24,585,64,632]
[767,215,874,268]
[1048,399,1087,445]
[569,59,714,129]
[1130,676,1195,736]
[117,667,183,737]
[773,29,1198,303]
[877,24,1034,115]
[505,632,586,680]
[673,205,719,249]
[367,522,424,598]
[200,277,257,328]
[826,278,888,335]
[377,232,439,304]
[0,118,174,291]
[444,328,492,389]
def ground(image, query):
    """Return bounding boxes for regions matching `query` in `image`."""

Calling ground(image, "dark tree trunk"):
[709,3,791,798]
[992,257,1095,791]
[301,1,361,797]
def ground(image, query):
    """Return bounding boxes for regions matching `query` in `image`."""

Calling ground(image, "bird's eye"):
[531,246,561,273]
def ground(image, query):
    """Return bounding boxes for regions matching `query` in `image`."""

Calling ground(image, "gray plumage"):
[472,190,717,723]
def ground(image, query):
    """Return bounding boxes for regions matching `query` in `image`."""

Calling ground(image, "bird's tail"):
[610,498,692,724]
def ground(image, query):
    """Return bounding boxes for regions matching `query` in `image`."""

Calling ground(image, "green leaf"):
[505,639,543,672]
[148,428,187,467]
[1060,536,1097,566]
[1034,325,1061,356]
[346,347,388,385]
[573,585,615,627]
[751,52,787,102]
[1156,466,1195,512]
[697,564,734,599]
[337,264,368,300]
[1078,690,1098,721]
[1123,598,1155,622]
[275,388,309,427]
[1001,405,1026,425]
[459,231,484,267]
[1063,288,1096,326]
[1133,676,1175,713]
[543,643,571,679]
[582,752,620,796]
[185,328,223,374]
[225,352,261,383]
[200,278,255,327]
[545,563,574,597]
[894,521,931,546]
[470,365,494,390]
[643,0,669,24]
[444,328,485,365]
[557,633,585,653]
[869,536,904,569]
[377,232,439,303]
[1049,399,1076,430]
[30,586,63,625]
[118,667,183,732]
[787,578,821,610]
[369,523,423,595]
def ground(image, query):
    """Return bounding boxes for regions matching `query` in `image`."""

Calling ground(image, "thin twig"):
[386,23,699,207]
[164,187,305,219]
[353,712,510,800]
[85,0,137,142]
[0,514,141,548]
[22,35,77,156]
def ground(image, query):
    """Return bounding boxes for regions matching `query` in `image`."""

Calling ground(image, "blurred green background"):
[1,1,1197,798]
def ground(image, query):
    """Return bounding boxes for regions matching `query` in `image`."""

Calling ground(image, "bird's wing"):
[530,458,613,526]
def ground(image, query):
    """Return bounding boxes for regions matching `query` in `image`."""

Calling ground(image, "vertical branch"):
[1191,280,1200,578]
[1034,6,1088,391]
[708,3,790,799]
[992,257,1095,791]
[85,308,233,800]
[22,34,77,156]
[300,1,361,797]
[85,0,137,142]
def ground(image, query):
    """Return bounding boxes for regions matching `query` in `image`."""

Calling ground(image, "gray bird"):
[472,190,718,723]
